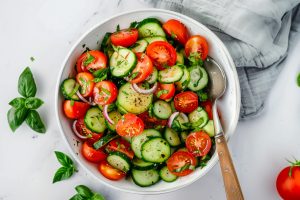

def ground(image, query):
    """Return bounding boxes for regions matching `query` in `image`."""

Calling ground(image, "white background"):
[0,0,299,199]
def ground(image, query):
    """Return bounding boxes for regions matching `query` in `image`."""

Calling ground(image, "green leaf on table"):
[91,193,105,200]
[75,185,93,198]
[297,73,300,87]
[7,107,28,132]
[54,151,74,167]
[52,166,76,183]
[69,194,85,200]
[70,185,105,200]
[25,110,46,133]
[18,67,37,98]
[9,97,25,109]
[25,97,44,109]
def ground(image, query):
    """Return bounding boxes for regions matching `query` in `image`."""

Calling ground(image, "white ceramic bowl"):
[55,9,240,194]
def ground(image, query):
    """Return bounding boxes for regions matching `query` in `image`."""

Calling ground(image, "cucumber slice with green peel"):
[176,51,184,64]
[164,128,181,147]
[105,111,122,132]
[131,129,161,159]
[144,36,167,44]
[202,120,215,137]
[188,107,209,129]
[115,101,128,114]
[84,107,107,133]
[153,100,172,120]
[131,168,160,187]
[130,39,148,53]
[93,133,118,150]
[137,18,166,38]
[110,48,137,77]
[170,100,176,112]
[107,151,131,172]
[158,65,184,84]
[188,66,209,91]
[60,78,80,100]
[160,166,177,182]
[175,66,190,91]
[180,131,189,143]
[117,83,153,114]
[146,67,158,84]
[132,158,157,170]
[141,137,171,163]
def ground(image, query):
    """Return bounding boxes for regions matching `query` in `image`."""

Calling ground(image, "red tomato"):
[167,151,197,176]
[93,81,118,105]
[138,111,167,129]
[185,35,209,60]
[110,28,138,47]
[186,131,212,157]
[116,113,144,137]
[163,19,190,45]
[174,91,198,113]
[63,100,90,119]
[106,138,134,159]
[98,160,126,181]
[74,118,103,143]
[155,83,175,100]
[146,41,177,70]
[129,53,153,84]
[82,142,107,163]
[276,162,300,200]
[76,50,107,73]
[76,72,95,97]
[201,100,213,120]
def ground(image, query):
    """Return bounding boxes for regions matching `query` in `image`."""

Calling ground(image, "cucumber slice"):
[188,107,209,129]
[202,120,215,137]
[146,67,158,84]
[84,107,106,133]
[132,158,156,170]
[131,39,148,53]
[176,51,184,64]
[105,111,122,132]
[144,36,167,44]
[153,100,172,120]
[175,65,190,91]
[115,101,128,114]
[107,151,131,172]
[93,133,118,149]
[160,166,177,182]
[137,18,166,38]
[131,129,161,159]
[141,137,171,163]
[171,113,189,131]
[170,100,176,112]
[180,131,189,143]
[164,128,181,147]
[188,66,208,91]
[158,65,183,83]
[110,48,137,77]
[131,168,160,187]
[117,83,153,114]
[60,78,80,100]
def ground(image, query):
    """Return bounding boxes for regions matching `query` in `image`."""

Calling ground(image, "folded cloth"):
[141,0,300,120]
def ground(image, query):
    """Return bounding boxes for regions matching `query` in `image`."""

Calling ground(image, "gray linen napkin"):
[141,0,300,120]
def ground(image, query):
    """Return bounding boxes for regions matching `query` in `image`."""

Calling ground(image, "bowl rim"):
[55,8,241,195]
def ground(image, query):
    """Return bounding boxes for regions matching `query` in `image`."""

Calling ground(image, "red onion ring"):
[103,104,114,124]
[131,82,158,94]
[76,91,96,106]
[72,120,88,139]
[167,112,180,128]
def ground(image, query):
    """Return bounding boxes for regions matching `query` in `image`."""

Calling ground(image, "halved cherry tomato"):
[185,35,209,60]
[138,111,167,129]
[76,50,107,73]
[146,41,177,70]
[116,113,144,137]
[174,91,198,113]
[110,28,138,47]
[98,160,126,181]
[74,118,103,143]
[63,100,90,119]
[129,53,153,84]
[106,138,134,159]
[93,81,118,105]
[186,131,212,157]
[201,100,213,120]
[167,151,197,177]
[163,19,190,45]
[76,72,95,97]
[82,141,107,163]
[155,83,176,100]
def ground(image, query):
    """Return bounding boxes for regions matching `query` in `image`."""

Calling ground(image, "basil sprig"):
[7,67,46,133]
[53,151,77,183]
[70,185,105,200]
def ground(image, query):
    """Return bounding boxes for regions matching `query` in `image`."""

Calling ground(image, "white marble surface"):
[0,0,300,199]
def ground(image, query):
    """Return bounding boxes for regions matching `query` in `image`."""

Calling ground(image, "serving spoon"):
[204,57,244,200]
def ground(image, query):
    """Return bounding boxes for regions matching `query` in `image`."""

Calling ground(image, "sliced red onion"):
[131,82,158,94]
[76,91,96,106]
[103,104,114,124]
[168,112,180,128]
[72,120,88,139]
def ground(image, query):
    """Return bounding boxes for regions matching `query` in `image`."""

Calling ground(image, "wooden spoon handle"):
[216,134,244,200]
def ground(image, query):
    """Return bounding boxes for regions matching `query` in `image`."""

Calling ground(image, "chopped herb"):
[128,72,140,80]
[122,91,129,95]
[93,68,108,83]
[188,52,203,66]
[83,52,95,67]
[197,90,209,101]
[129,21,139,28]
[101,87,111,96]
[156,89,168,98]
[30,57,35,62]
[170,31,177,39]
[116,24,120,32]
[129,42,140,49]
[82,44,86,48]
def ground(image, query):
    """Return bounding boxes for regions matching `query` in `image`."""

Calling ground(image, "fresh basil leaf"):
[25,110,46,133]
[129,21,139,28]
[297,73,300,87]
[54,151,74,167]
[9,97,25,109]
[100,32,112,52]
[52,166,75,183]
[116,24,120,32]
[91,193,105,200]
[75,185,93,198]
[18,67,37,98]
[69,194,84,200]
[7,107,28,132]
[83,52,95,67]
[25,97,44,109]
